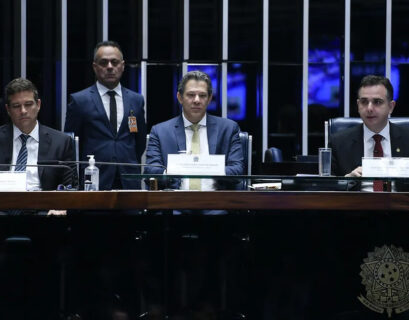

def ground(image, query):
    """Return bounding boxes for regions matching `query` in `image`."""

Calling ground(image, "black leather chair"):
[239,131,252,175]
[328,117,409,136]
[264,147,283,163]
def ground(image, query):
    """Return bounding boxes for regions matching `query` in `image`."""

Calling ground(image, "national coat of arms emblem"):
[358,245,409,317]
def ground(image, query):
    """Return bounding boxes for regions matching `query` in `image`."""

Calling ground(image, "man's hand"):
[345,166,362,177]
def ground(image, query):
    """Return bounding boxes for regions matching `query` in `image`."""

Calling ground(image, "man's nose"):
[193,94,200,102]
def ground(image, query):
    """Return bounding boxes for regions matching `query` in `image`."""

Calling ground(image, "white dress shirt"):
[11,122,41,190]
[96,81,124,133]
[362,123,392,192]
[180,113,215,191]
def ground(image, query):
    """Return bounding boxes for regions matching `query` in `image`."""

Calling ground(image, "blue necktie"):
[15,134,29,171]
[10,134,29,215]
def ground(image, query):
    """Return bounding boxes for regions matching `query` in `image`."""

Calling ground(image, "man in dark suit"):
[145,70,244,189]
[329,75,409,189]
[64,40,146,190]
[0,78,75,191]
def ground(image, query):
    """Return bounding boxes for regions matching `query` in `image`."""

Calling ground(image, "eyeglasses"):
[358,97,387,106]
[95,59,122,67]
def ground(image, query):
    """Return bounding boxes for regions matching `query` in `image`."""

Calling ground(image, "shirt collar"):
[96,81,122,97]
[363,121,390,143]
[13,121,39,142]
[182,113,207,128]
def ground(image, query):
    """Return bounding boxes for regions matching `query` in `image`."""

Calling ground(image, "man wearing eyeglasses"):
[330,75,409,185]
[65,41,146,190]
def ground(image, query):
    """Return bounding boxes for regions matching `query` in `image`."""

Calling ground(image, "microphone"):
[0,163,77,190]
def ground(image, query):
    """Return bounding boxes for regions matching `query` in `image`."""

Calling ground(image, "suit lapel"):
[90,85,112,130]
[207,115,218,154]
[174,116,186,151]
[0,124,13,165]
[120,87,130,134]
[38,124,51,180]
[390,123,404,157]
[348,125,364,168]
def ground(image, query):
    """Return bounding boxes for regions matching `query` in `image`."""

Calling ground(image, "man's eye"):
[373,99,384,105]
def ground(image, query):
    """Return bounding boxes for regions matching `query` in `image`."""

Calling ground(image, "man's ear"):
[177,92,183,104]
[389,100,396,115]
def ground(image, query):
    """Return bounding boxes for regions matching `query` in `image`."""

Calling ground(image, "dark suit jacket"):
[329,122,409,176]
[64,84,147,190]
[0,123,75,190]
[145,114,244,189]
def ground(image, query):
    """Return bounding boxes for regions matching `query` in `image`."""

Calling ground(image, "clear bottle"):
[84,155,99,191]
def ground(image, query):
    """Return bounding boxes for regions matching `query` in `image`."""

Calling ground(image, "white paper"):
[362,157,409,177]
[0,171,27,191]
[167,154,225,175]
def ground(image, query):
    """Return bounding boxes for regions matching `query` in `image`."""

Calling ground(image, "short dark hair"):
[358,75,394,101]
[93,40,123,61]
[177,70,213,97]
[4,78,39,105]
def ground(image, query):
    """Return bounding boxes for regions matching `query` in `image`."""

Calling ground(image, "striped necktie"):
[15,134,29,171]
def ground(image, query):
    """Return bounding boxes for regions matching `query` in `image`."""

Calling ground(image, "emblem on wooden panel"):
[358,245,409,317]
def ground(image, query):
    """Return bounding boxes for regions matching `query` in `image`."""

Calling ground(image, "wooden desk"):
[1,190,409,319]
[2,190,409,211]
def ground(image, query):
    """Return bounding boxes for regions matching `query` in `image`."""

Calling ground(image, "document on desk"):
[362,157,409,177]
[0,171,27,191]
[167,154,225,175]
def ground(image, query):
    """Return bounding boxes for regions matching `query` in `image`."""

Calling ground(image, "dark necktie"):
[107,91,117,135]
[373,134,384,192]
[15,134,29,171]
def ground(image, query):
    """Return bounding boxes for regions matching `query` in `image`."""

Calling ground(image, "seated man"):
[0,78,76,211]
[145,70,244,190]
[329,75,409,191]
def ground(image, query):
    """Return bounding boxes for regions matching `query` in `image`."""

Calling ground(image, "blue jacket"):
[64,84,147,190]
[145,114,244,177]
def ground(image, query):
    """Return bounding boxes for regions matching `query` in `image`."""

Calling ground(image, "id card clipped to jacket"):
[128,110,138,133]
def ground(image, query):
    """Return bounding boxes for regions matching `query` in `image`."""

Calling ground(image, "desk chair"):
[239,132,252,176]
[264,147,283,163]
[328,117,409,137]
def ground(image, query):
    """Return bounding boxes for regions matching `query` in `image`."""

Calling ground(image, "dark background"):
[1,0,409,168]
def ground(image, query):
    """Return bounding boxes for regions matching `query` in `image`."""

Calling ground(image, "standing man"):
[0,78,75,190]
[65,40,146,190]
[145,70,244,189]
[329,75,409,189]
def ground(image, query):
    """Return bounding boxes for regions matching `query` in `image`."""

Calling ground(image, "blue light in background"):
[187,64,247,120]
[309,48,406,106]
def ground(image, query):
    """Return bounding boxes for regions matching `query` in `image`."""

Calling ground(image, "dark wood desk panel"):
[2,190,409,211]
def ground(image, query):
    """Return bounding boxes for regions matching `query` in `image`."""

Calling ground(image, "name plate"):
[0,171,27,191]
[362,157,409,177]
[167,154,225,175]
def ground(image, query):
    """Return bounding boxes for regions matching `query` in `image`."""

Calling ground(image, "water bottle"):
[84,155,99,191]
